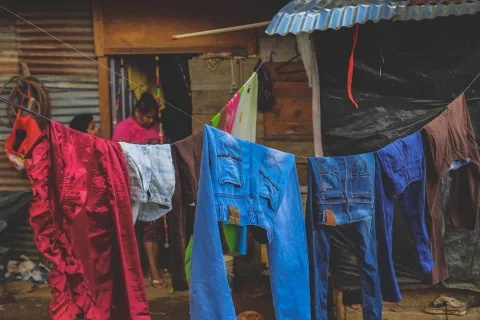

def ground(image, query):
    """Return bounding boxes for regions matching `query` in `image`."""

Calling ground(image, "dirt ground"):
[0,277,275,320]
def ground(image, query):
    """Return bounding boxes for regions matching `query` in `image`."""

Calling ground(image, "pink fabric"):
[223,91,241,133]
[112,117,160,144]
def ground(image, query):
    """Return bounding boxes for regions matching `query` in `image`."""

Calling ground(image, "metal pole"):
[109,57,116,126]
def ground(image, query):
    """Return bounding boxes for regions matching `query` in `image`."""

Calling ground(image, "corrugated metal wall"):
[0,2,99,262]
[0,2,99,191]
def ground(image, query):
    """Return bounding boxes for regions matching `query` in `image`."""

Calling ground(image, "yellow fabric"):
[127,61,165,111]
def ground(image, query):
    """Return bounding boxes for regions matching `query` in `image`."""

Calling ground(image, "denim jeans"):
[375,132,433,302]
[190,125,311,319]
[306,154,382,320]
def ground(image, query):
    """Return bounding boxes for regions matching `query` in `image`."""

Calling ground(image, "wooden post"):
[98,56,111,139]
[92,0,104,57]
[92,0,111,138]
[333,288,346,320]
[246,29,259,56]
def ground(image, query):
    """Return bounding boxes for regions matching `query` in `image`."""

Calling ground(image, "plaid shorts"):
[120,143,175,222]
[143,218,162,242]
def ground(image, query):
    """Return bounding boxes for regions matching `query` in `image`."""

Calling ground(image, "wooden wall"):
[189,60,312,193]
[262,63,313,189]
[190,58,312,190]
[96,0,288,55]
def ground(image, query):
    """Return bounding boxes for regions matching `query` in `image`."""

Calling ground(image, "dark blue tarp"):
[316,14,480,290]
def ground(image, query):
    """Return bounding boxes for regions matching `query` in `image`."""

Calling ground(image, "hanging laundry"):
[169,130,229,291]
[214,89,242,134]
[127,61,165,109]
[4,110,41,171]
[190,125,310,320]
[254,59,275,112]
[305,154,381,320]
[375,132,433,302]
[211,72,259,255]
[422,93,480,284]
[26,121,150,320]
[231,72,258,142]
[119,143,175,223]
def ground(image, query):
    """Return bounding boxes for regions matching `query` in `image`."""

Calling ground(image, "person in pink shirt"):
[113,94,161,144]
[113,93,170,288]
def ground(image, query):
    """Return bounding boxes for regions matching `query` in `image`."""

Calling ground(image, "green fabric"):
[210,112,221,128]
[211,112,238,253]
[185,236,193,281]
[223,224,237,253]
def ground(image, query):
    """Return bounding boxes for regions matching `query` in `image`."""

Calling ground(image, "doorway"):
[108,54,193,143]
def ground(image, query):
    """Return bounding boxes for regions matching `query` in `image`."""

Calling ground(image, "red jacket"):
[27,121,150,320]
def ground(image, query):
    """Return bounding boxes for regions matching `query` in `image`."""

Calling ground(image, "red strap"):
[347,24,359,109]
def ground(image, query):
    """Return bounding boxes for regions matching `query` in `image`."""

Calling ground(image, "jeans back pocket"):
[216,133,243,187]
[349,156,372,200]
[317,158,344,203]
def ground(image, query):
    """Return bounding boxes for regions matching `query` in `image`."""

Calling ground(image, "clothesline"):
[0,4,284,127]
[1,5,480,160]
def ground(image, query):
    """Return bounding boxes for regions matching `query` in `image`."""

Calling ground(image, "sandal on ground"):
[424,296,467,316]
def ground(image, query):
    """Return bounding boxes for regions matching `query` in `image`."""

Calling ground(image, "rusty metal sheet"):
[0,2,99,192]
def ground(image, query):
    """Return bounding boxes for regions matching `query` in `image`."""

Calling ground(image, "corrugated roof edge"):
[266,0,480,35]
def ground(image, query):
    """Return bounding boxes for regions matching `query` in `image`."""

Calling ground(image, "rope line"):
[1,6,480,161]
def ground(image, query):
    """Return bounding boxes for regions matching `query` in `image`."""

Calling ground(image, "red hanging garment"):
[347,24,360,109]
[4,110,42,171]
[27,121,150,320]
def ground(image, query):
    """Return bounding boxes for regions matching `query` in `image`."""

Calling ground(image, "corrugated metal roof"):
[266,0,480,35]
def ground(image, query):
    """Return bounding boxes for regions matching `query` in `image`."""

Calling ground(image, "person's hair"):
[135,93,158,115]
[69,114,93,133]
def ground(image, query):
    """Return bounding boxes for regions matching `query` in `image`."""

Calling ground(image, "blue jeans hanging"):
[190,125,311,319]
[375,132,433,302]
[306,153,382,320]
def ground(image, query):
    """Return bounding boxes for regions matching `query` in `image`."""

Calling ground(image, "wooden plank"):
[246,29,258,56]
[104,45,245,55]
[260,36,298,63]
[97,56,111,139]
[191,84,232,91]
[273,82,311,99]
[241,59,259,85]
[100,0,276,54]
[264,98,312,122]
[92,0,105,57]
[264,118,313,138]
[191,114,213,133]
[256,113,264,139]
[296,162,307,186]
[266,62,308,83]
[189,58,232,86]
[191,90,233,115]
[261,139,314,162]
